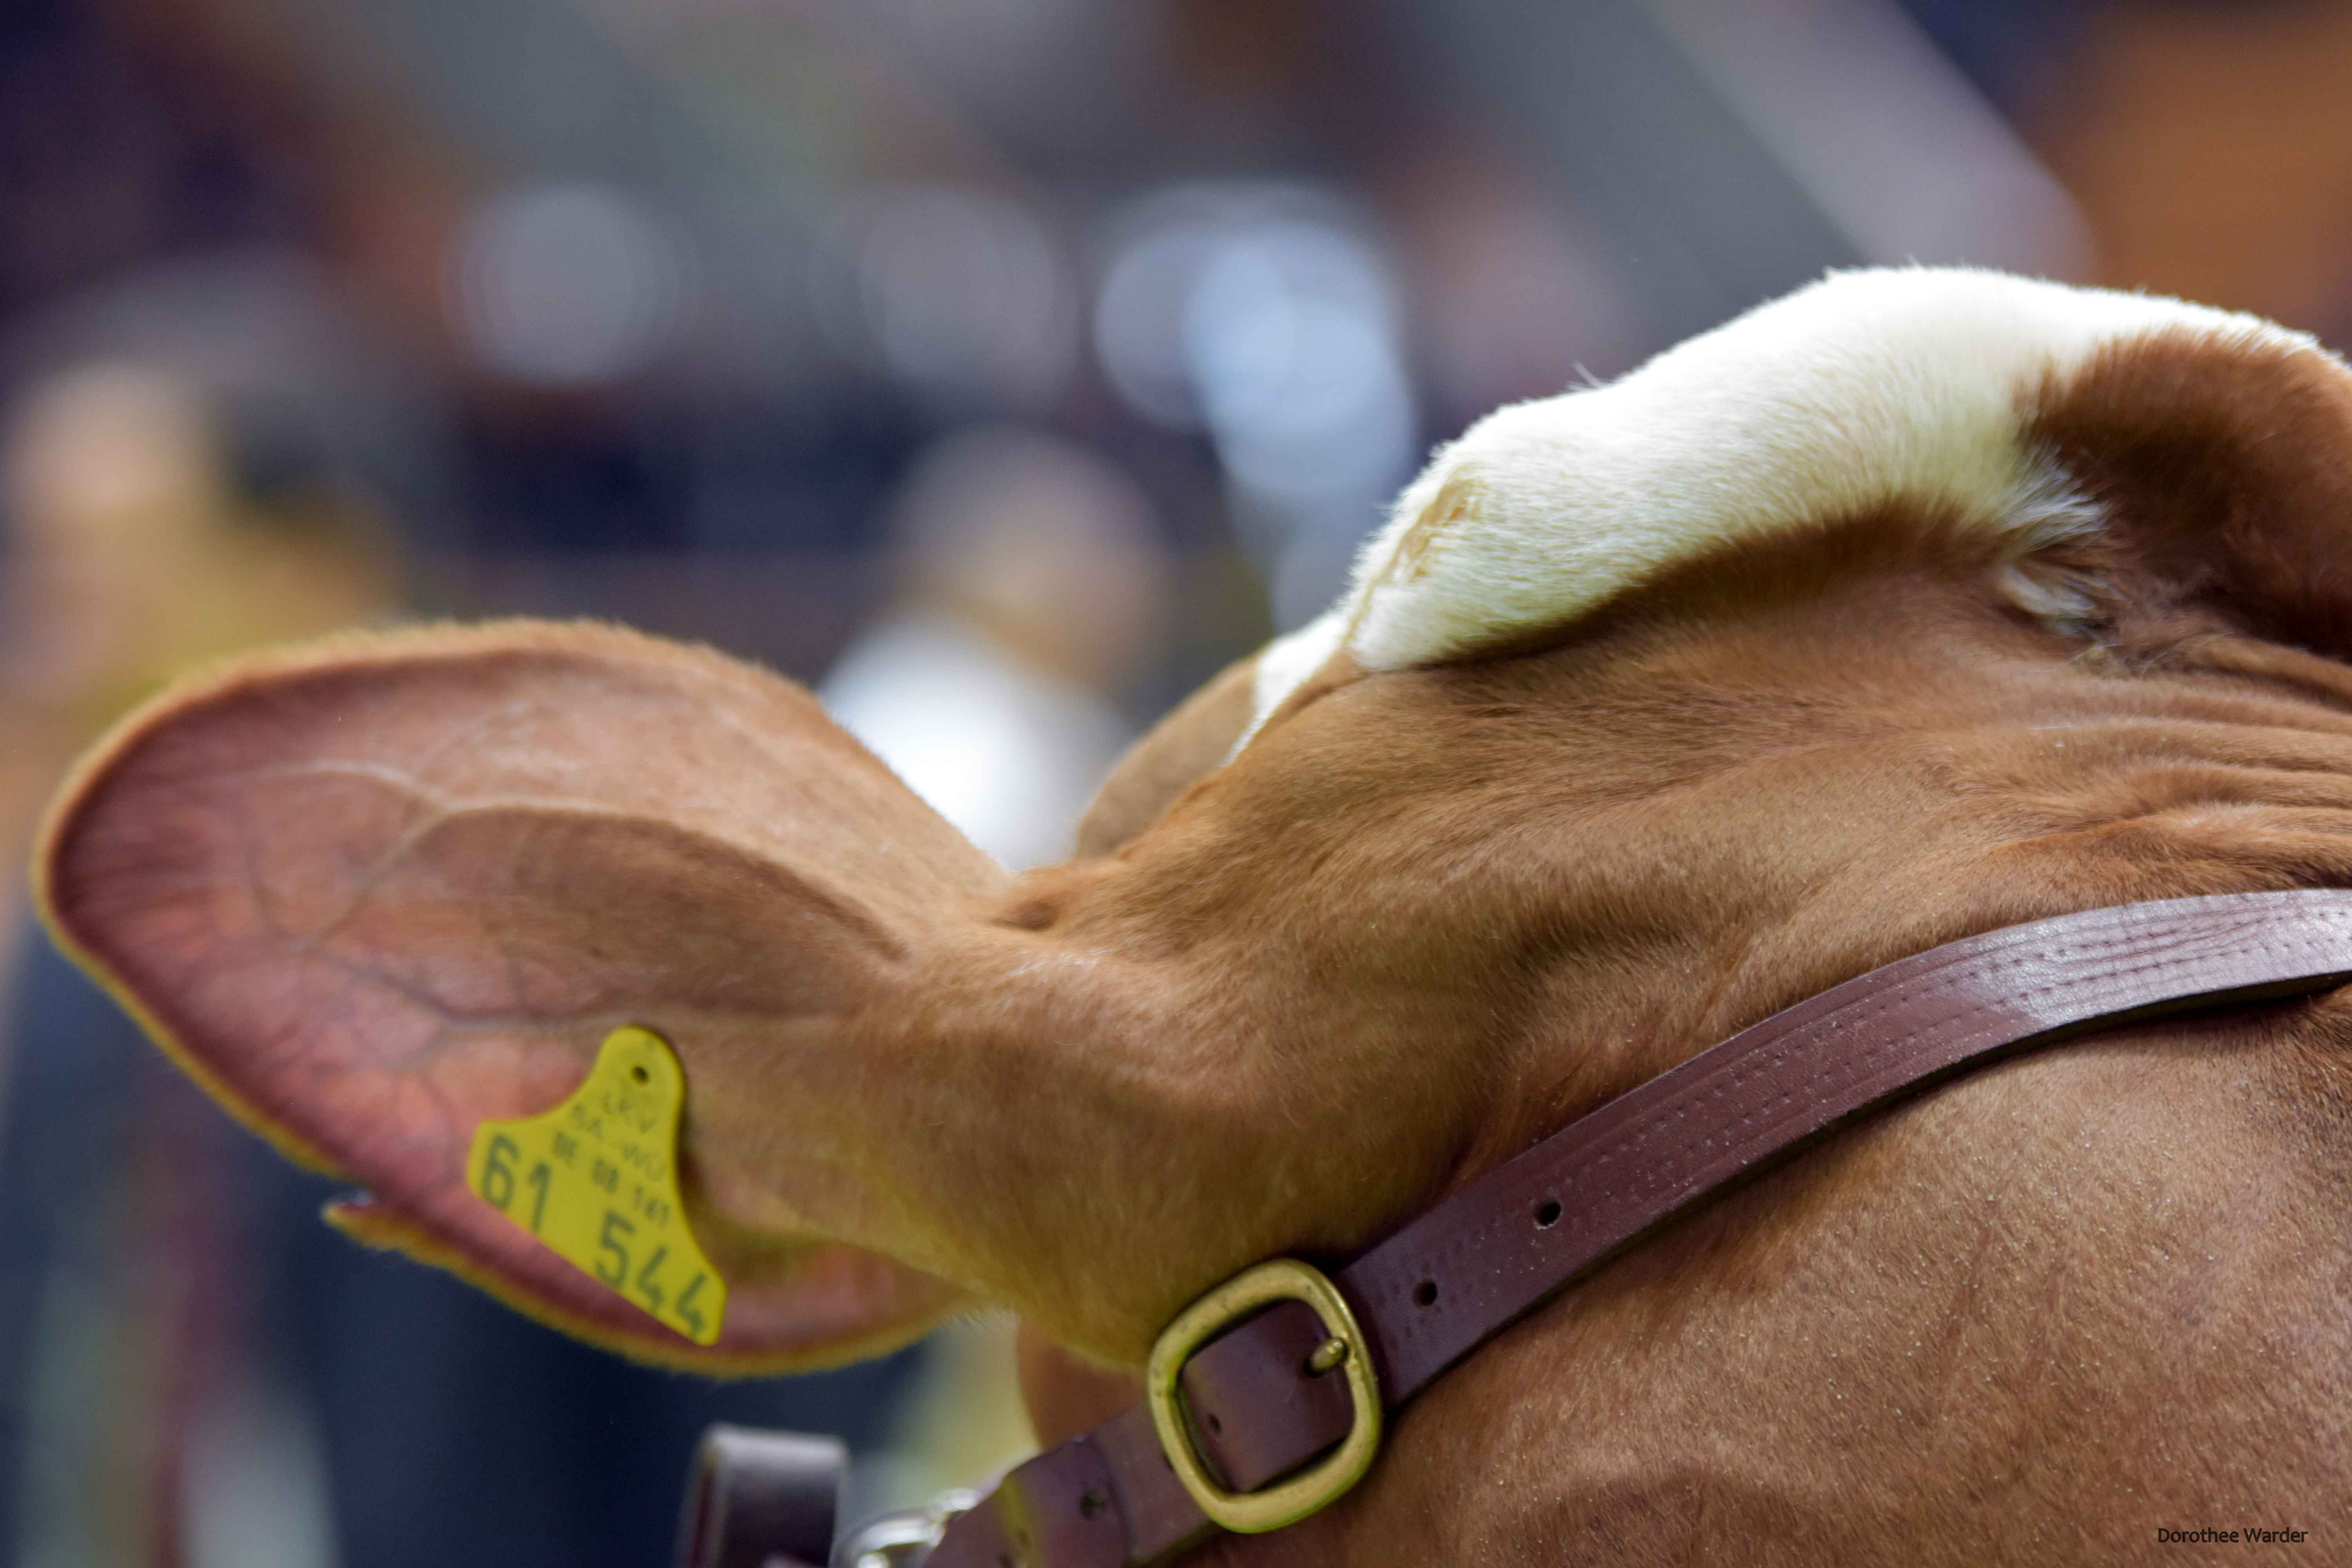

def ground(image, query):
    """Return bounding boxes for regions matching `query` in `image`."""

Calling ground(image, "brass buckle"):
[1145,1259,1383,1534]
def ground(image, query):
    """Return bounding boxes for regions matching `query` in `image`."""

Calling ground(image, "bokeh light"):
[448,181,697,387]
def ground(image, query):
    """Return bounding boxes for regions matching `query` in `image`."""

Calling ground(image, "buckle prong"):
[1145,1259,1382,1534]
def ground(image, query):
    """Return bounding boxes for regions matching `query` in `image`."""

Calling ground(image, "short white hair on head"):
[1239,267,2315,742]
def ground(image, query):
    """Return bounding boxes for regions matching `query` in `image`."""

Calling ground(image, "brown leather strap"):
[929,889,2352,1568]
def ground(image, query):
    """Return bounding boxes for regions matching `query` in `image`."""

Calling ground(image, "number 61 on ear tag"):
[466,1025,727,1345]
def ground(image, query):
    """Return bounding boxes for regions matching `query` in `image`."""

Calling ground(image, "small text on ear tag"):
[466,1025,727,1345]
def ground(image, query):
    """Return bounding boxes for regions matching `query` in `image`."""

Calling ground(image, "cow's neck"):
[1189,554,2352,1557]
[1206,992,2352,1565]
[924,541,2352,1377]
[967,541,2352,1555]
[1417,554,2352,1176]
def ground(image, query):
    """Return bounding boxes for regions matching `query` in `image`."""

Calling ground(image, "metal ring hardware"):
[1145,1258,1382,1534]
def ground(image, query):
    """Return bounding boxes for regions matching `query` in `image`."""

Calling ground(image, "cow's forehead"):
[1243,266,2318,744]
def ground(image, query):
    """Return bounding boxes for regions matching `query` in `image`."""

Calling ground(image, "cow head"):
[37,269,2352,1450]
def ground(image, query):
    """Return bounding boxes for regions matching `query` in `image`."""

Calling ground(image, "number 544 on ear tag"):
[466,1025,727,1345]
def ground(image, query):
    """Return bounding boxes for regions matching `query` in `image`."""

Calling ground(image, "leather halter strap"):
[927,889,2352,1568]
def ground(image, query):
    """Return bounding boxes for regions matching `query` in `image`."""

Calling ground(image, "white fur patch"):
[1244,609,1348,744]
[1238,267,2316,748]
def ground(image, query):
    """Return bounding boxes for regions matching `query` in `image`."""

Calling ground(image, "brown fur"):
[34,338,2352,1557]
[2032,328,2352,665]
[1076,652,1259,858]
[1120,525,2352,1563]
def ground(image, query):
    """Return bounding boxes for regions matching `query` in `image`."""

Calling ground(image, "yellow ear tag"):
[465,1025,726,1345]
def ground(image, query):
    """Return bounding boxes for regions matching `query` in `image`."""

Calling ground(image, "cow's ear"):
[35,621,1007,1373]
[2032,329,2352,669]
[1075,651,1257,856]
[1079,608,1371,856]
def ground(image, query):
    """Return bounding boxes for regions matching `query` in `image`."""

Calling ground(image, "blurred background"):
[0,0,2347,1564]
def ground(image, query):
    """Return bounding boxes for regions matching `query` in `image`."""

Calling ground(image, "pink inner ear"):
[39,624,979,1373]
